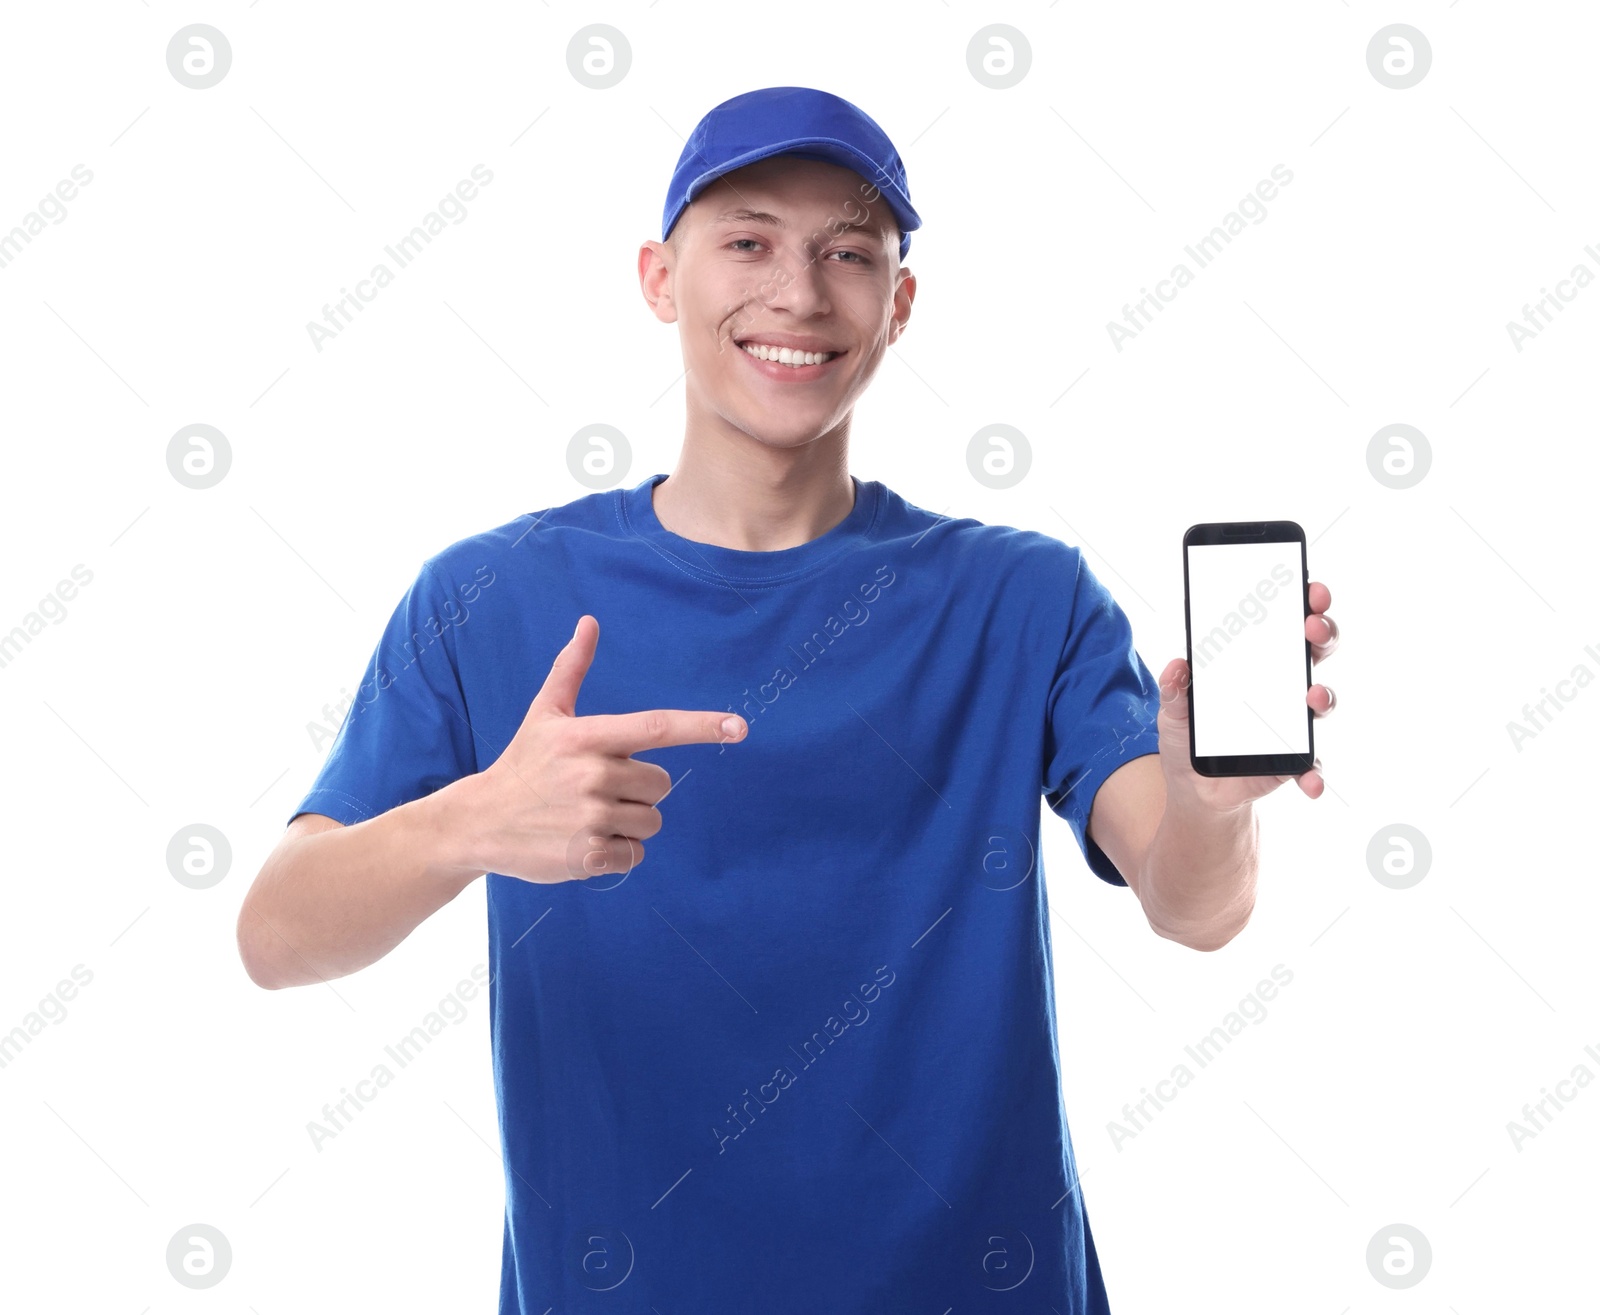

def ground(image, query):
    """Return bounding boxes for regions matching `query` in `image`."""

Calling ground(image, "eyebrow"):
[709,209,787,228]
[708,206,892,247]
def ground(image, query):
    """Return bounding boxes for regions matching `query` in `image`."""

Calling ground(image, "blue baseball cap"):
[662,86,922,260]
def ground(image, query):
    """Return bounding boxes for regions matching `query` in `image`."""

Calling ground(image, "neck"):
[652,415,856,552]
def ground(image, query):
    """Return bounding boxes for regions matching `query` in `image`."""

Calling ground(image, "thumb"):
[1157,657,1191,726]
[530,615,598,719]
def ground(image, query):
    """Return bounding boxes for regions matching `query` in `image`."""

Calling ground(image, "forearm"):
[1136,794,1259,951]
[237,785,482,989]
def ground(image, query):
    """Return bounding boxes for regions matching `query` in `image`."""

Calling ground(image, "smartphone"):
[1182,521,1314,778]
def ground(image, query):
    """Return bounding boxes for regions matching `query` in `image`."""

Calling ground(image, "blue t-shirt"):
[291,471,1163,1313]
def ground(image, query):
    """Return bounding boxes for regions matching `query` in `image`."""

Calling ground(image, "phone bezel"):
[1182,520,1315,779]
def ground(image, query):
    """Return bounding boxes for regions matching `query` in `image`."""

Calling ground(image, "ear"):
[885,268,915,346]
[638,241,679,325]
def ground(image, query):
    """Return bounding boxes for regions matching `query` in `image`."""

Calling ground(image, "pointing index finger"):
[580,708,747,756]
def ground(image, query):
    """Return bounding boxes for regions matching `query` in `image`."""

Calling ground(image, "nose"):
[759,240,833,320]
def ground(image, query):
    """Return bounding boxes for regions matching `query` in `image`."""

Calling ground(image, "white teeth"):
[740,342,837,367]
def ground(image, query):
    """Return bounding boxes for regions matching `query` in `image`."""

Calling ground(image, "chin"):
[736,418,835,450]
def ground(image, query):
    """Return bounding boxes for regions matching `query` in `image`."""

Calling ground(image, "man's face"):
[640,155,915,451]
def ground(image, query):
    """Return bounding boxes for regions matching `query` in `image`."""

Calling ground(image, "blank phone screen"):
[1187,541,1308,758]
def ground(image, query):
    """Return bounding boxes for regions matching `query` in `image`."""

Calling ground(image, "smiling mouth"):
[735,340,844,368]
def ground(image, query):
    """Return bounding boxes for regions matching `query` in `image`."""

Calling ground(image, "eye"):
[827,250,868,264]
[729,238,763,253]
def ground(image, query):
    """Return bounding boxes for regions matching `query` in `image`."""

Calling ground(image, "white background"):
[1,2,1595,1310]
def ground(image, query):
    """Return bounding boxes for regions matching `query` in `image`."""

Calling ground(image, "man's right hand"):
[443,614,745,883]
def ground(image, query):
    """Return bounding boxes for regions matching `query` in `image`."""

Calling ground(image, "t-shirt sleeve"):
[1042,548,1164,887]
[288,558,478,828]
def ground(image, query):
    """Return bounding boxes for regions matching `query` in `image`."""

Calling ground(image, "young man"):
[239,86,1339,1313]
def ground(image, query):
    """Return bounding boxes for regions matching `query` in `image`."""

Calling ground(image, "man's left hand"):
[1154,581,1339,812]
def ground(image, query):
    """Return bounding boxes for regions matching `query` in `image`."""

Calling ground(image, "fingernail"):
[722,716,744,738]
